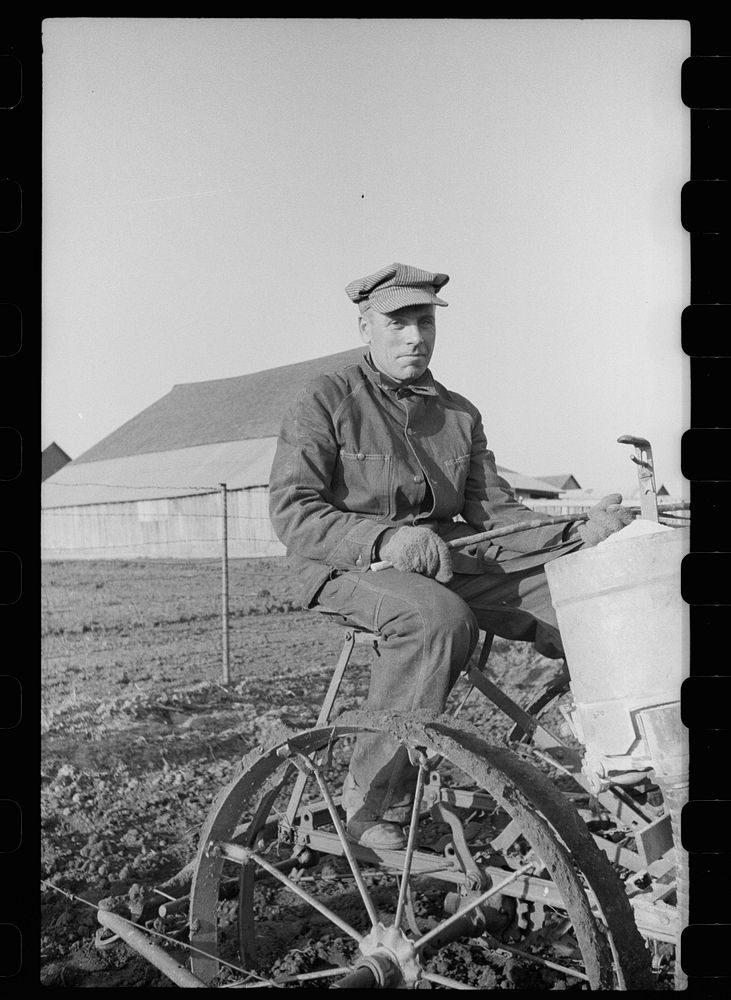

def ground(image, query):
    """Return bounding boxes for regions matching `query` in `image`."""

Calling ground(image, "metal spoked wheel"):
[188,710,653,989]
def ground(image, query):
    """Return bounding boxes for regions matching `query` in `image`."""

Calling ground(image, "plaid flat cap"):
[345,262,449,314]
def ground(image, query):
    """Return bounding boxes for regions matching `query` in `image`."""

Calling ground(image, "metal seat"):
[311,624,494,731]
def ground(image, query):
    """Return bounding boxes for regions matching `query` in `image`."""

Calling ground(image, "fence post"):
[220,482,230,685]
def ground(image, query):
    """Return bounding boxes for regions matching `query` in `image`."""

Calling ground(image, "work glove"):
[378,526,453,582]
[577,493,634,547]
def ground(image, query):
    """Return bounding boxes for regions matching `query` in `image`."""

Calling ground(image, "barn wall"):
[41,488,285,560]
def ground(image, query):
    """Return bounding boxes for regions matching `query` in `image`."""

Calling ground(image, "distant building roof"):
[538,474,582,491]
[74,347,367,465]
[561,484,678,503]
[496,467,562,497]
[625,483,671,498]
[42,442,71,481]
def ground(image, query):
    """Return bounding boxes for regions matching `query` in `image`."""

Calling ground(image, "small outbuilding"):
[537,473,582,492]
[498,468,564,503]
[41,442,71,482]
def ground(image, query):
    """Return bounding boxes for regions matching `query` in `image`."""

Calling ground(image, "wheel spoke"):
[398,876,423,936]
[394,761,428,929]
[299,753,380,929]
[225,966,353,987]
[211,841,363,943]
[477,938,589,982]
[277,966,352,984]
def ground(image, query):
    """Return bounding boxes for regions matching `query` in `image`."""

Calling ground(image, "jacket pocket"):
[443,453,471,500]
[336,452,392,518]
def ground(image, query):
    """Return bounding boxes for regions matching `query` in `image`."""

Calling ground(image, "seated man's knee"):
[385,585,478,659]
[431,591,479,646]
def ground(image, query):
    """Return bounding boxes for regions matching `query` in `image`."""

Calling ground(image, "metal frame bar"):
[284,629,376,826]
[96,909,207,988]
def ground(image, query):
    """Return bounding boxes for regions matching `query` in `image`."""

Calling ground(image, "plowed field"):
[41,558,670,988]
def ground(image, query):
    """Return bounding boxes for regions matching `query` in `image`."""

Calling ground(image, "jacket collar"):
[360,353,438,397]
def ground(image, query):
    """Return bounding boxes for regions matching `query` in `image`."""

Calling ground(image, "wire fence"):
[42,485,285,684]
[41,485,283,561]
[41,553,305,689]
[42,485,690,562]
[41,483,689,686]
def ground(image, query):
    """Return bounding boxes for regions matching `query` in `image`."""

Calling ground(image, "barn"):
[41,349,565,560]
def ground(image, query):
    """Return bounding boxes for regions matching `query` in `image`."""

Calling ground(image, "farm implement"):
[94,437,690,989]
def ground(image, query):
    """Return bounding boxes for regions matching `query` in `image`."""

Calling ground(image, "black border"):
[3,11,729,990]
[0,11,39,991]
[681,19,731,991]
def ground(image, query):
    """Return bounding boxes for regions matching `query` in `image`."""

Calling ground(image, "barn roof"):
[43,349,367,508]
[74,347,367,465]
[41,438,281,507]
[42,347,565,509]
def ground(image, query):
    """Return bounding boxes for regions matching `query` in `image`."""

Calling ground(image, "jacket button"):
[356,452,365,461]
[413,474,423,484]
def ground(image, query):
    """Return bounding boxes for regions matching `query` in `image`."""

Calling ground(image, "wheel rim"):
[189,711,653,989]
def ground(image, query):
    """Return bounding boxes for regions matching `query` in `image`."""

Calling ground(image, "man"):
[269,262,631,849]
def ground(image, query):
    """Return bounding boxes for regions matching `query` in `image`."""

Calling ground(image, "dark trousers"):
[314,564,565,824]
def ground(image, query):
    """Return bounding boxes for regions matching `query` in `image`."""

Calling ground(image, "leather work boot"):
[346,817,407,850]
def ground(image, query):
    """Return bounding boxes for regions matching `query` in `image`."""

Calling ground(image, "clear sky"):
[42,18,689,497]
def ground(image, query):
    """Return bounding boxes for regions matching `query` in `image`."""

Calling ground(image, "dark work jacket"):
[268,353,583,608]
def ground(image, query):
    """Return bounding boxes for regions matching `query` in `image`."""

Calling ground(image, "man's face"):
[358,304,437,384]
